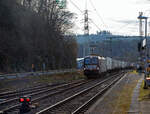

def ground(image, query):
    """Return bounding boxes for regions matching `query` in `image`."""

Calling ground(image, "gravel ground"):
[46,76,118,114]
[85,72,142,114]
[28,78,105,113]
[0,71,85,93]
[3,72,121,114]
[0,77,44,93]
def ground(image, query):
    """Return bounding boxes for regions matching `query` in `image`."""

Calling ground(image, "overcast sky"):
[66,0,150,35]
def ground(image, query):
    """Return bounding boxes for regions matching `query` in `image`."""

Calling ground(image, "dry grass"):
[112,79,139,114]
[37,71,86,83]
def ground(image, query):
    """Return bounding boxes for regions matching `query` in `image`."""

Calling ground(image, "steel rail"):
[0,79,84,99]
[36,73,123,114]
[1,79,90,113]
[72,74,124,114]
[0,79,85,105]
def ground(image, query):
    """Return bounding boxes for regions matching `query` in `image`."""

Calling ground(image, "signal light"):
[138,42,146,52]
[19,96,31,113]
[19,98,24,102]
[26,98,30,102]
[19,96,31,103]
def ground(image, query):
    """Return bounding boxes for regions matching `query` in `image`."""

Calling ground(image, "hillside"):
[76,32,149,62]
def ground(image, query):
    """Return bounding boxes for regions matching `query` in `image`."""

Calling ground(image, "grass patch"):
[112,79,139,114]
[139,81,150,101]
[37,71,85,84]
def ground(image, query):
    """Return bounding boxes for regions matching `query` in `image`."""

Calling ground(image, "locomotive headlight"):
[96,67,99,70]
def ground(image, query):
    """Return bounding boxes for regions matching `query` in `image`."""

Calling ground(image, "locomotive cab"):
[83,56,100,76]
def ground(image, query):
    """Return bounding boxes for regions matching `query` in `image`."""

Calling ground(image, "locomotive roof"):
[77,58,84,61]
[84,55,105,60]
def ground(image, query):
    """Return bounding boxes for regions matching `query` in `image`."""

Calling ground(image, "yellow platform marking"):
[129,70,138,74]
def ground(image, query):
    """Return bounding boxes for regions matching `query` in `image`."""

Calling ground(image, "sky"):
[66,0,150,36]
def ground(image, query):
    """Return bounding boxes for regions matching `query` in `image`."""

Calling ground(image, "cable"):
[89,0,108,30]
[115,21,138,32]
[69,0,83,13]
[115,23,131,31]
[69,0,101,32]
[90,19,101,31]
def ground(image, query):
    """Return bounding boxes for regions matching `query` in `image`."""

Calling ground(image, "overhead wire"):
[69,0,101,32]
[69,0,83,13]
[115,23,131,32]
[115,21,138,33]
[90,19,101,31]
[89,0,108,30]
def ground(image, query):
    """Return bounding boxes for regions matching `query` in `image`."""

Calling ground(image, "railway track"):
[0,79,85,100]
[36,72,125,114]
[0,79,87,113]
[1,71,125,114]
[0,83,54,99]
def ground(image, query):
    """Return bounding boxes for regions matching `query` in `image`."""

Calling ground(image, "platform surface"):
[85,72,143,114]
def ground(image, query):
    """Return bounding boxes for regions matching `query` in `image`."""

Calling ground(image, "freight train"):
[83,55,132,78]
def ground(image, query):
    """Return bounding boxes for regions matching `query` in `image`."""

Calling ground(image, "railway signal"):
[138,39,146,52]
[19,96,31,113]
[138,12,149,89]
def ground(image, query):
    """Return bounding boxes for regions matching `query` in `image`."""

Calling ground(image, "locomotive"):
[83,55,131,78]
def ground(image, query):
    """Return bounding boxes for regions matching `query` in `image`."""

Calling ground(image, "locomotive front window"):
[85,58,91,64]
[91,58,98,64]
[84,57,98,64]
